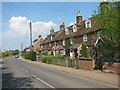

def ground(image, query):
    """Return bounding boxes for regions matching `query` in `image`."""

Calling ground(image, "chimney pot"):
[38,35,41,39]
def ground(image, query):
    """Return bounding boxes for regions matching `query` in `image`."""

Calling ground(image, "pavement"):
[19,57,119,87]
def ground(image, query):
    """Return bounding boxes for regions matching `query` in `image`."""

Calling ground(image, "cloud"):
[33,21,57,36]
[2,16,57,50]
[3,16,57,38]
[67,22,76,27]
[9,16,30,35]
[58,18,61,20]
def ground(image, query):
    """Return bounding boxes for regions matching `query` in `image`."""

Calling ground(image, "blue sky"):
[2,2,100,50]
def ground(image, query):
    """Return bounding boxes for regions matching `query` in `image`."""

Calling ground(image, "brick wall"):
[102,61,120,74]
[78,58,94,70]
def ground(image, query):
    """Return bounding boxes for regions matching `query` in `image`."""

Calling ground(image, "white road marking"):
[2,70,6,71]
[21,68,28,72]
[32,75,55,88]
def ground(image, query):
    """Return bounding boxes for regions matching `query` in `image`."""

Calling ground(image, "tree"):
[12,49,19,55]
[64,39,71,56]
[92,1,120,61]
[81,43,88,58]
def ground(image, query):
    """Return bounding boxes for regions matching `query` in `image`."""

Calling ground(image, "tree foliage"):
[93,1,120,60]
[64,39,71,56]
[81,43,88,58]
[12,49,19,55]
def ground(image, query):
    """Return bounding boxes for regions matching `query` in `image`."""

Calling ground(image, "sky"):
[1,2,100,50]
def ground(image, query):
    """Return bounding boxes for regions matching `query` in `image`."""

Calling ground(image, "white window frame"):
[51,35,53,40]
[85,19,91,28]
[63,39,65,46]
[83,34,88,42]
[54,42,56,46]
[70,38,74,44]
[73,23,77,32]
[40,45,43,48]
[49,43,51,47]
[65,28,69,35]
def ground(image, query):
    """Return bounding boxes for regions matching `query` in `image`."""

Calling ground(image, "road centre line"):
[21,68,28,72]
[32,75,55,88]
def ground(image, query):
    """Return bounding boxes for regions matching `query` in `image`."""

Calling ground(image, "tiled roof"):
[41,17,100,45]
[70,44,81,49]
[33,39,38,42]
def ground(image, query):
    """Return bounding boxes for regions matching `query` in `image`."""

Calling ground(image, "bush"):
[30,52,36,61]
[23,52,30,60]
[41,51,48,55]
[2,52,9,58]
[41,55,65,64]
[81,43,89,58]
[23,52,36,61]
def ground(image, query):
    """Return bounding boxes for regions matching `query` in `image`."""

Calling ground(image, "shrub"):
[23,52,36,61]
[23,52,30,60]
[41,55,65,64]
[81,43,89,58]
[30,52,36,61]
[41,51,48,55]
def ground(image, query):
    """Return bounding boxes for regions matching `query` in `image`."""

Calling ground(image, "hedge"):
[41,55,65,64]
[23,52,36,61]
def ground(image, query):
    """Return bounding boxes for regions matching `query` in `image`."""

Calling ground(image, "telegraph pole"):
[29,22,32,52]
[21,43,23,52]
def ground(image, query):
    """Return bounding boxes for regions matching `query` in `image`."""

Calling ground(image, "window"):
[70,38,74,44]
[49,43,51,47]
[51,35,53,40]
[54,42,56,46]
[73,23,77,32]
[40,45,43,48]
[85,19,91,28]
[83,34,87,42]
[65,28,69,35]
[63,39,65,46]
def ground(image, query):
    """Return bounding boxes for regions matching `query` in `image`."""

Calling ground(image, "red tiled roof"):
[41,17,100,45]
[70,44,81,49]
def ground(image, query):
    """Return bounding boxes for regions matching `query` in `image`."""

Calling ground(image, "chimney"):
[76,11,82,24]
[100,0,108,3]
[100,0,108,13]
[60,22,65,30]
[38,35,41,39]
[50,27,54,35]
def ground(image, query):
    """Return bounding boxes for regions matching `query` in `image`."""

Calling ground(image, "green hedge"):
[41,55,65,65]
[41,51,48,55]
[23,52,36,61]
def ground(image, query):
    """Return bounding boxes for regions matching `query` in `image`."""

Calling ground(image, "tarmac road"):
[2,57,118,89]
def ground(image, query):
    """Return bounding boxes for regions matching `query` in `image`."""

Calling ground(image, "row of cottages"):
[33,11,101,59]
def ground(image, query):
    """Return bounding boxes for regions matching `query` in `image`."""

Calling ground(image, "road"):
[2,57,118,89]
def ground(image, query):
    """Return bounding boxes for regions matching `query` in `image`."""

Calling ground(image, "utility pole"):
[21,43,23,52]
[29,22,32,52]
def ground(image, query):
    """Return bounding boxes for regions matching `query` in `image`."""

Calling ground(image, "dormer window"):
[51,35,53,40]
[73,23,77,32]
[63,39,65,46]
[85,19,91,28]
[83,34,87,42]
[70,38,74,44]
[65,28,69,35]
